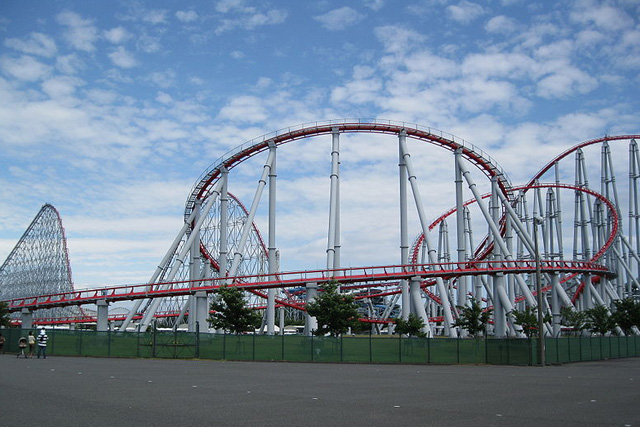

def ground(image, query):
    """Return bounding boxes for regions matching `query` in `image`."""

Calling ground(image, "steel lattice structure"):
[0,204,79,321]
[2,120,640,339]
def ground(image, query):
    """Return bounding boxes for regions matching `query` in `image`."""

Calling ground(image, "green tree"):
[306,281,360,337]
[510,306,550,338]
[452,297,492,337]
[0,301,10,327]
[611,298,640,334]
[393,313,426,337]
[585,305,617,336]
[208,285,261,334]
[561,307,588,336]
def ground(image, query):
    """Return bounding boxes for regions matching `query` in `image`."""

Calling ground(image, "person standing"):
[37,328,48,359]
[27,331,36,358]
[0,333,5,354]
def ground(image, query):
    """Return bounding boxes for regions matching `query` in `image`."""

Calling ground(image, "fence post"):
[398,334,402,363]
[223,331,226,360]
[195,321,200,359]
[108,328,111,357]
[152,322,157,358]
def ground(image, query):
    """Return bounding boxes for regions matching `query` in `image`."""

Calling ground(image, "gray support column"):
[279,307,285,335]
[305,282,318,336]
[326,128,340,271]
[454,148,468,308]
[188,199,201,332]
[97,299,109,332]
[228,145,276,278]
[21,308,33,330]
[139,186,222,330]
[399,131,410,319]
[267,144,277,335]
[551,273,561,337]
[410,276,433,336]
[120,206,201,331]
[399,131,456,337]
[492,273,507,337]
[219,167,229,277]
[194,291,208,333]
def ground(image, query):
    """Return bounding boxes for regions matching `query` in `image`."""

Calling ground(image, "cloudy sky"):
[1,0,639,290]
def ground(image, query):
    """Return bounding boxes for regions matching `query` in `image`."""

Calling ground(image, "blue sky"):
[1,0,639,289]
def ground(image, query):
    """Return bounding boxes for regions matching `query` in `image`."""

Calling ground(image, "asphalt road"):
[1,355,638,426]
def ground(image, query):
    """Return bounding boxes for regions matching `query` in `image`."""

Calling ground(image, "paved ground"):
[1,354,639,427]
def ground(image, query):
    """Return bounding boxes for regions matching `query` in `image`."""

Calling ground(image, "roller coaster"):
[1,119,639,338]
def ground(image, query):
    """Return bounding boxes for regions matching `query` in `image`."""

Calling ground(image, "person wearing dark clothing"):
[37,328,48,359]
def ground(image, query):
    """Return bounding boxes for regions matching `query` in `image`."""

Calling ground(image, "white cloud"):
[56,54,84,74]
[374,25,426,54]
[176,10,198,22]
[104,27,131,44]
[108,46,138,68]
[56,11,98,52]
[536,67,598,99]
[0,55,51,81]
[214,4,288,34]
[485,15,518,34]
[143,9,168,25]
[447,1,485,24]
[364,0,385,11]
[315,7,364,31]
[216,0,250,14]
[42,76,84,98]
[148,70,176,88]
[136,35,162,53]
[218,95,269,123]
[570,1,634,32]
[4,32,57,58]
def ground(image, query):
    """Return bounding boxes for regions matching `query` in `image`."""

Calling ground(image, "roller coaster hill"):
[1,119,640,340]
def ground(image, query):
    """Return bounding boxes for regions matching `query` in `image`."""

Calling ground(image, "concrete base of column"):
[97,300,109,332]
[21,308,33,330]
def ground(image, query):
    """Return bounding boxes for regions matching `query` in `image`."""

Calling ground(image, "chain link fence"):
[2,327,638,365]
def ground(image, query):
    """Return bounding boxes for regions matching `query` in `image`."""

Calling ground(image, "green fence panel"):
[81,331,111,357]
[486,339,533,365]
[621,336,629,358]
[3,329,22,354]
[151,331,197,359]
[609,336,620,359]
[198,333,224,359]
[370,336,401,364]
[566,337,581,362]
[282,335,313,362]
[591,336,602,360]
[311,336,341,362]
[222,334,254,360]
[254,335,284,361]
[50,330,83,356]
[135,332,154,358]
[458,339,486,364]
[430,339,458,364]
[341,336,370,363]
[110,332,140,358]
[398,337,428,364]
